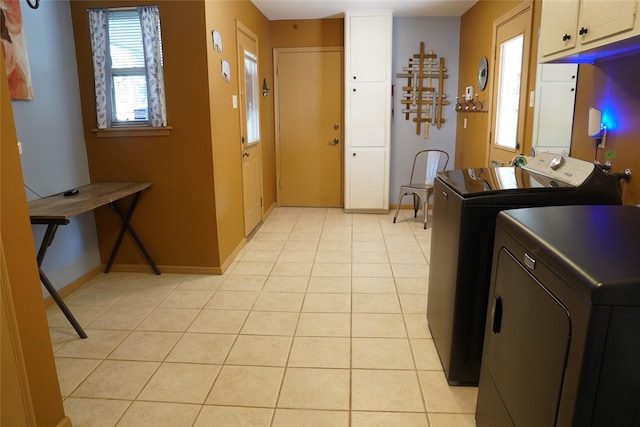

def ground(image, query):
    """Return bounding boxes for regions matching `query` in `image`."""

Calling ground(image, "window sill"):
[93,126,172,138]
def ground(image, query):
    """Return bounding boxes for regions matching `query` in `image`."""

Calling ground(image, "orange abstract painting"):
[1,0,34,100]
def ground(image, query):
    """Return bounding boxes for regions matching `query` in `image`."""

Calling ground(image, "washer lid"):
[438,166,574,197]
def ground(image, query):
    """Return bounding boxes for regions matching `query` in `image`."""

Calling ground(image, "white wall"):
[390,17,460,205]
[11,0,101,293]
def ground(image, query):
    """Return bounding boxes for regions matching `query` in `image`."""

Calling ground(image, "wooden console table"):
[28,182,159,338]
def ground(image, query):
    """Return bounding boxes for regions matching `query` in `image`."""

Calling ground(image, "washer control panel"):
[524,152,595,186]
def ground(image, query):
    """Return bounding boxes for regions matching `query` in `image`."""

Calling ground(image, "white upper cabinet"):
[348,14,391,82]
[579,0,636,46]
[539,0,640,63]
[539,1,580,57]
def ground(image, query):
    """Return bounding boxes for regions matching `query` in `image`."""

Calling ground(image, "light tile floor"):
[47,207,477,427]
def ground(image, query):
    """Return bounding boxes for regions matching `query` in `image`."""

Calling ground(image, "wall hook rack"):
[456,94,485,112]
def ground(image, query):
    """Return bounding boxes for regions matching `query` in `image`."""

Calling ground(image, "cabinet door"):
[539,63,578,81]
[539,0,580,57]
[533,82,576,149]
[348,150,385,209]
[348,83,388,147]
[348,14,390,82]
[483,249,571,427]
[578,0,637,46]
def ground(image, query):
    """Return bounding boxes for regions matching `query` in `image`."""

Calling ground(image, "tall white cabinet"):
[344,11,392,212]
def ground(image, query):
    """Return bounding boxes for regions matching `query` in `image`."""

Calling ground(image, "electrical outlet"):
[465,86,474,101]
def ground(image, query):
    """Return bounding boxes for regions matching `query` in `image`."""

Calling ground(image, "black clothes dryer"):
[476,205,640,427]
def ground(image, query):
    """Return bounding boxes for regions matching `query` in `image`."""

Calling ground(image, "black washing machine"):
[476,205,640,426]
[427,153,622,386]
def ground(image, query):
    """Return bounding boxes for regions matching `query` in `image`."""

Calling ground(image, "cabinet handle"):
[440,191,448,200]
[353,88,356,92]
[562,33,571,41]
[491,295,503,334]
[579,27,588,35]
[352,153,356,156]
[353,76,357,80]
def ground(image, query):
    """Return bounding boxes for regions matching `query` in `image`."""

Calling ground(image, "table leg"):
[105,192,161,275]
[37,224,88,339]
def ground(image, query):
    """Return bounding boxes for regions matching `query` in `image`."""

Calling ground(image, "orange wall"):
[71,1,219,270]
[70,1,275,271]
[1,51,66,427]
[455,0,541,168]
[270,18,344,48]
[571,57,640,205]
[204,1,275,263]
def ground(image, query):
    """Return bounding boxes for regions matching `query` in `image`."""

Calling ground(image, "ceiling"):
[250,0,478,20]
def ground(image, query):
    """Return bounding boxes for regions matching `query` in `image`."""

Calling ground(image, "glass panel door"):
[495,35,523,149]
[244,50,260,144]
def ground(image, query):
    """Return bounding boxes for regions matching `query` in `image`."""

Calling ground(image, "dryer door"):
[482,248,571,427]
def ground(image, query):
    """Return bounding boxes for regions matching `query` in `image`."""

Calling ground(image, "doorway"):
[488,1,532,166]
[274,48,343,207]
[237,22,263,236]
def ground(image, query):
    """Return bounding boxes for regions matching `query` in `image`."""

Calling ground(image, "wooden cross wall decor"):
[397,42,449,138]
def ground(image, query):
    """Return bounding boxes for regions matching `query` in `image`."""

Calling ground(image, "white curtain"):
[138,6,167,127]
[88,9,108,129]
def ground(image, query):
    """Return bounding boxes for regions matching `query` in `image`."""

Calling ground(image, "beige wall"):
[70,1,275,271]
[1,50,66,427]
[455,0,541,168]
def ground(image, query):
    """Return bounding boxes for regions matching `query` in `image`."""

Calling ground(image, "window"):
[494,34,524,149]
[244,50,260,143]
[88,6,167,129]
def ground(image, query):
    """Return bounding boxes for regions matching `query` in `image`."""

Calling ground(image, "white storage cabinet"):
[344,11,392,212]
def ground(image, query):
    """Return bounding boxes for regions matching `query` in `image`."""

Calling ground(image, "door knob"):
[242,151,250,157]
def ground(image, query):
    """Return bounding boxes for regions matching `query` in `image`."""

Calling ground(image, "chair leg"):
[413,194,419,218]
[393,191,404,223]
[423,198,428,229]
[423,189,433,229]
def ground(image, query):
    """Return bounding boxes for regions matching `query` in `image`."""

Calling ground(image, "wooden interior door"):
[488,2,532,166]
[275,48,343,207]
[237,22,263,236]
[1,240,37,427]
